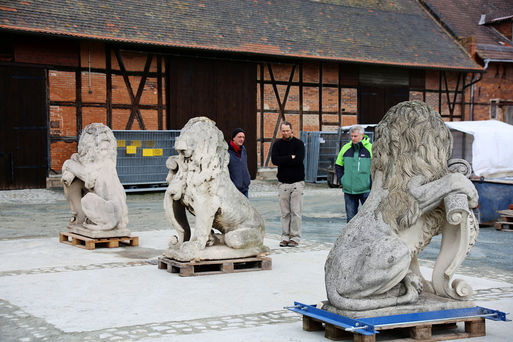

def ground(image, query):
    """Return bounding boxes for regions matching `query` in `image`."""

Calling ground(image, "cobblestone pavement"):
[1,181,512,341]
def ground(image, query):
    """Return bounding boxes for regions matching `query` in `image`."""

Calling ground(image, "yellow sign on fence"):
[142,148,163,157]
[126,146,137,154]
[117,140,126,147]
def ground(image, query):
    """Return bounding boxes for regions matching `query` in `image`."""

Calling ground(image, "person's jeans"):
[344,192,369,223]
[279,181,304,243]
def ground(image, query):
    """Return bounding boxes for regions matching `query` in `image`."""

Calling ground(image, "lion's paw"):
[404,272,423,294]
[85,176,96,190]
[179,240,202,259]
[168,235,179,247]
[62,171,75,186]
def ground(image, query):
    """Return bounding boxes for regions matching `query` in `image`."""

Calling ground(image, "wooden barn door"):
[358,85,409,124]
[168,57,257,177]
[0,66,47,189]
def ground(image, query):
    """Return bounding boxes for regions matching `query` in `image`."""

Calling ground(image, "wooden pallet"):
[495,209,513,231]
[157,255,272,276]
[59,232,139,250]
[302,315,486,342]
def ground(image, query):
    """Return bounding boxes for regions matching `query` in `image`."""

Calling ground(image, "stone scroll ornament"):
[163,117,269,262]
[61,123,129,238]
[324,101,479,311]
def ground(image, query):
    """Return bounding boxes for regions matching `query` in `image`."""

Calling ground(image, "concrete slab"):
[0,233,326,333]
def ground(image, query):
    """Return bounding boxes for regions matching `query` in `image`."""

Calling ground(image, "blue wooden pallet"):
[287,301,509,341]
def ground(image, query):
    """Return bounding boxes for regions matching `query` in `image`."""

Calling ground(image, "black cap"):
[231,128,246,139]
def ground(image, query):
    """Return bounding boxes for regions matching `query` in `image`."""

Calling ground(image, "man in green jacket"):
[335,125,372,223]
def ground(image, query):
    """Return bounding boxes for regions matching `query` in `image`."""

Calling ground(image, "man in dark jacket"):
[271,121,305,247]
[335,125,372,223]
[228,128,251,197]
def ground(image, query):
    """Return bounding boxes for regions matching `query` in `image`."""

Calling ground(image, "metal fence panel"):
[317,132,341,180]
[113,130,180,189]
[300,131,320,182]
[300,131,339,183]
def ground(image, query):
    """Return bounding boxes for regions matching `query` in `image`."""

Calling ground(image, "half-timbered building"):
[420,0,513,123]
[0,0,482,189]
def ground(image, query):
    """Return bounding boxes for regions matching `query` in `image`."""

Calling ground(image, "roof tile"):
[0,0,481,70]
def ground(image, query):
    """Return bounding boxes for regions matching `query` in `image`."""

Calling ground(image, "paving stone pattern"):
[1,183,512,341]
[1,238,512,341]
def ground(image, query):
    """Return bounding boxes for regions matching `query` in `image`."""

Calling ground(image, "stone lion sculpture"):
[61,123,129,237]
[325,101,479,312]
[163,117,269,261]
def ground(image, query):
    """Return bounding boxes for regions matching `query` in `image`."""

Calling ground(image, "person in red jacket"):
[228,128,251,197]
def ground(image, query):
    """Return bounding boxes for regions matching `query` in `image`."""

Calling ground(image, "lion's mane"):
[77,123,117,164]
[372,101,452,254]
[179,117,229,192]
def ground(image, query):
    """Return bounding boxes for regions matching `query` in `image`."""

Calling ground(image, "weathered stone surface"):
[163,117,269,261]
[67,225,131,239]
[61,123,129,238]
[320,293,476,319]
[325,101,479,311]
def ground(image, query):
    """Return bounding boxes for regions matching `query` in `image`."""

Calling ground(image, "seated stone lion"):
[61,123,129,235]
[163,117,269,261]
[325,101,479,311]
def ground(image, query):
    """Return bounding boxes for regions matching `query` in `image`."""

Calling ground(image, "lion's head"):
[372,101,452,242]
[173,117,229,188]
[77,123,117,164]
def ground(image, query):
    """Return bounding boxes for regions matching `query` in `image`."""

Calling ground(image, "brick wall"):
[48,42,508,172]
[257,62,358,166]
[471,63,513,121]
[49,43,165,171]
[49,70,75,102]
[423,71,467,120]
[50,141,77,172]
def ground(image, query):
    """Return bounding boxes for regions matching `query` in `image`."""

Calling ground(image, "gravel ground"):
[0,179,330,204]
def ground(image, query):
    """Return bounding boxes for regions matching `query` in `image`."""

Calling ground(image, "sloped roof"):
[0,0,480,71]
[421,0,513,62]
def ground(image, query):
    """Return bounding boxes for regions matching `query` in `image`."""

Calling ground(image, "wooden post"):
[465,318,486,337]
[222,262,234,273]
[259,63,265,167]
[106,45,112,128]
[158,258,167,270]
[107,240,119,248]
[130,236,139,246]
[302,316,323,331]
[353,333,376,342]
[179,265,194,277]
[85,240,95,250]
[261,258,272,270]
[319,63,323,130]
[410,324,432,339]
[325,323,351,341]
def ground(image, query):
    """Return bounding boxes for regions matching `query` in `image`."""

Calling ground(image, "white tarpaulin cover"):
[445,120,513,177]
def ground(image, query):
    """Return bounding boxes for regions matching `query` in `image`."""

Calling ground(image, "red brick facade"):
[48,43,478,172]
[45,40,510,172]
[49,43,166,171]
